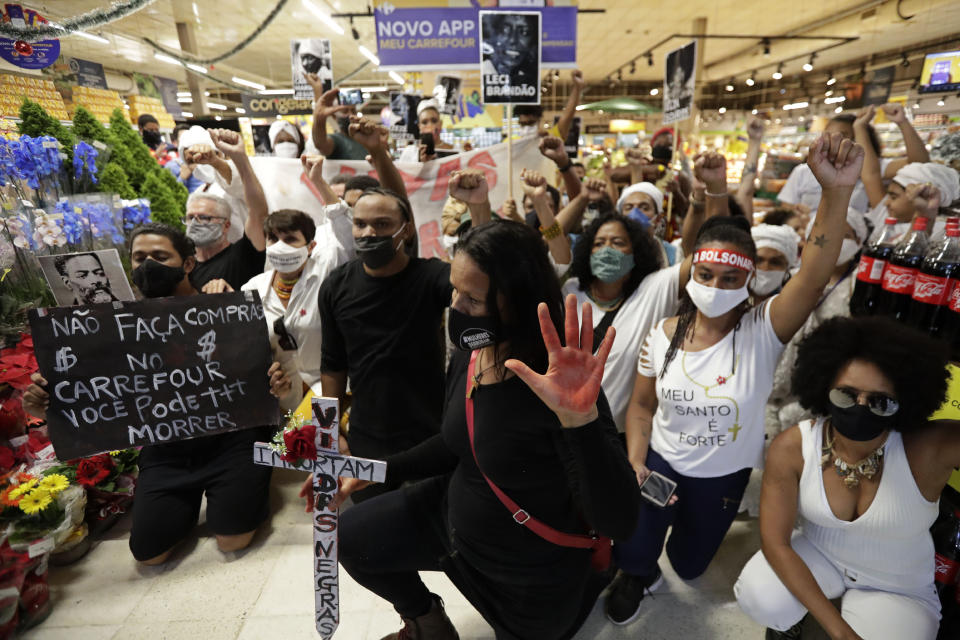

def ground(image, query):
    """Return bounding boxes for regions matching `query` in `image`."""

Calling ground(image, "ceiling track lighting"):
[746,71,756,86]
[629,61,636,74]
[646,52,653,67]
[350,17,360,41]
[761,38,771,56]
[826,72,837,86]
[772,63,783,80]
[803,53,816,72]
[725,78,735,92]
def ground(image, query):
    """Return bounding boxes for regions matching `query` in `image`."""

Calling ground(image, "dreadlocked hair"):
[660,216,756,378]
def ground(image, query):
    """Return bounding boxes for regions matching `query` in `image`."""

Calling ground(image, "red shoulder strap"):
[465,351,607,558]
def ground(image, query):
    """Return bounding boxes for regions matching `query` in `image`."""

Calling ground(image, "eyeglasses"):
[828,387,899,417]
[181,214,226,224]
[273,317,298,351]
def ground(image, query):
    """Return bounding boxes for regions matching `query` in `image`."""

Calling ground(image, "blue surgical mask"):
[626,209,652,230]
[590,246,635,283]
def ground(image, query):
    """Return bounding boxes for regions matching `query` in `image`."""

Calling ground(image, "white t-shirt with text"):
[637,300,785,477]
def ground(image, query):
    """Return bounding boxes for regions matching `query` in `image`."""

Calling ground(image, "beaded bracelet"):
[540,221,562,240]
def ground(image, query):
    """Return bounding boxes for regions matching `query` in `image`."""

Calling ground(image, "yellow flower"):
[7,479,37,501]
[18,489,52,515]
[38,474,69,495]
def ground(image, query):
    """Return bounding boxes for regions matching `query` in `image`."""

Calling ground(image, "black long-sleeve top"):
[385,350,640,587]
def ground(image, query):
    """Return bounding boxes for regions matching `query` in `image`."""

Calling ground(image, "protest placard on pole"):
[662,40,697,125]
[28,291,279,460]
[479,11,541,106]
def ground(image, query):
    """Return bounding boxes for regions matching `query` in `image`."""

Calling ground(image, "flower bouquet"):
[43,449,138,537]
[267,412,318,467]
[0,471,84,555]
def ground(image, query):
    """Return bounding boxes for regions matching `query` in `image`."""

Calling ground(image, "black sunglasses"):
[273,317,298,351]
[828,387,899,417]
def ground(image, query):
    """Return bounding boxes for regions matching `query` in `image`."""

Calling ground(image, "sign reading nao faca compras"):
[28,292,279,460]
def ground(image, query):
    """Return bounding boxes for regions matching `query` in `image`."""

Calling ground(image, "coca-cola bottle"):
[878,217,930,322]
[850,217,900,317]
[909,224,960,341]
[934,508,960,614]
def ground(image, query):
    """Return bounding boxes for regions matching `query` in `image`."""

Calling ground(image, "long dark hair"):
[570,212,663,299]
[455,220,564,374]
[660,217,756,378]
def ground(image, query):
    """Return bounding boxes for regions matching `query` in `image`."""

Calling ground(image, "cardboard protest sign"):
[480,11,541,105]
[37,249,135,307]
[663,40,696,125]
[292,39,332,101]
[28,291,279,460]
[254,397,386,638]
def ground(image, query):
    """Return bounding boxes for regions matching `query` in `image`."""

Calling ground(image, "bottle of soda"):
[878,217,930,322]
[933,508,960,610]
[909,223,960,341]
[850,217,900,317]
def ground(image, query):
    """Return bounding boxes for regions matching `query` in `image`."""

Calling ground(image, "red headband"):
[693,249,755,272]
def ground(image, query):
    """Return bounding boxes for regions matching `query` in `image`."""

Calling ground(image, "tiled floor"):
[24,468,767,639]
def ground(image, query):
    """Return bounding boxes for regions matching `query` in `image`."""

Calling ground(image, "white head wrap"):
[751,223,800,268]
[177,125,215,157]
[298,39,326,60]
[617,182,664,215]
[416,98,441,117]
[268,120,301,149]
[892,162,960,206]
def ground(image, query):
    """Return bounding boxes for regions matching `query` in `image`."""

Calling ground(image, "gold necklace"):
[821,423,886,489]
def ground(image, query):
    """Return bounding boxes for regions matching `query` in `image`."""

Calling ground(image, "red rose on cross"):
[282,423,317,464]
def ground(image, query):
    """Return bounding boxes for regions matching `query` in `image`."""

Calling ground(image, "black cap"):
[137,113,159,128]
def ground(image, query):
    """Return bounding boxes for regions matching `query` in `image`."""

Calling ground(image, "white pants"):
[734,534,940,640]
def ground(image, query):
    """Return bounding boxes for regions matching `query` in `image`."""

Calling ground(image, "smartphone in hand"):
[640,471,677,508]
[421,132,435,157]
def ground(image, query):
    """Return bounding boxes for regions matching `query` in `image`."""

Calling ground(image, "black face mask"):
[651,144,672,164]
[448,307,497,351]
[141,129,162,150]
[828,403,895,442]
[132,259,185,298]
[355,225,405,270]
[336,117,351,135]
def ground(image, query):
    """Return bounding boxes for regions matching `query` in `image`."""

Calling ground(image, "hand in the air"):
[583,178,606,200]
[268,362,292,398]
[881,102,907,124]
[183,143,217,166]
[449,169,490,204]
[22,373,48,420]
[571,69,585,90]
[854,105,876,130]
[314,87,353,122]
[746,115,765,142]
[348,116,388,154]
[209,129,246,160]
[301,154,326,185]
[625,147,648,168]
[905,183,941,219]
[502,198,519,219]
[505,294,615,428]
[538,136,569,167]
[520,168,548,199]
[694,151,727,193]
[201,278,234,294]
[807,132,865,191]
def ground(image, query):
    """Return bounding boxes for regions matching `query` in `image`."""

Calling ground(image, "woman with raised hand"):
[605,132,866,626]
[736,317,957,640]
[312,220,639,640]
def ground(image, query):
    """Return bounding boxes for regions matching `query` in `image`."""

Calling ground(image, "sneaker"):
[380,594,460,640]
[604,567,664,626]
[765,620,803,639]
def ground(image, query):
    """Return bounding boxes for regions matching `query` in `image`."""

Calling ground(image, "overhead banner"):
[374,0,576,71]
[68,58,107,90]
[663,40,697,125]
[28,292,279,460]
[247,136,549,260]
[0,4,59,70]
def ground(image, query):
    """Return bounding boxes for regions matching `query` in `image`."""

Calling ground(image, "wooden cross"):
[254,397,386,638]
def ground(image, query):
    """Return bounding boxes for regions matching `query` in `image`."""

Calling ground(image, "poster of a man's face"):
[480,11,541,105]
[291,39,332,100]
[663,40,697,125]
[434,76,462,116]
[39,249,135,307]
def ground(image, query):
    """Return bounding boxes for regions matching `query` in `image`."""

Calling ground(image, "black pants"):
[339,476,610,640]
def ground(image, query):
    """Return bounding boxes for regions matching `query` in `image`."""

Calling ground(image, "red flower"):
[0,398,25,439]
[282,423,317,464]
[75,454,115,487]
[0,447,13,472]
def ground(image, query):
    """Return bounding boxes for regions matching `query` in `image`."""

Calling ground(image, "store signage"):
[374,1,575,70]
[68,57,107,89]
[242,93,314,117]
[863,66,895,106]
[154,75,182,117]
[0,4,59,70]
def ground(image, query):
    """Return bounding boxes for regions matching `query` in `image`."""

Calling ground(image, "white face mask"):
[836,238,860,266]
[274,141,300,159]
[517,125,538,138]
[749,269,786,297]
[685,272,751,318]
[192,164,216,184]
[266,240,310,273]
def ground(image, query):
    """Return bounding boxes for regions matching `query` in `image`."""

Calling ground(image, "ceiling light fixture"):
[751,108,758,114]
[232,76,265,91]
[630,61,636,74]
[154,53,180,66]
[913,102,920,109]
[74,31,109,44]
[725,79,735,92]
[824,96,846,104]
[718,107,727,114]
[207,102,227,110]
[762,38,771,56]
[783,101,809,110]
[646,52,653,67]
[358,45,380,66]
[803,53,816,72]
[826,74,836,86]
[937,98,946,107]
[746,72,756,87]
[388,71,405,85]
[259,89,295,95]
[901,53,910,68]
[235,107,246,114]
[177,91,192,98]
[650,88,659,96]
[834,106,843,113]
[177,97,192,103]
[302,0,345,35]
[182,111,194,118]
[350,17,360,41]
[186,63,207,74]
[214,115,222,121]
[772,64,783,80]
[360,86,388,92]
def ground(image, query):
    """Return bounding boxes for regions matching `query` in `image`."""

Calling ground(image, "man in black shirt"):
[185,129,268,291]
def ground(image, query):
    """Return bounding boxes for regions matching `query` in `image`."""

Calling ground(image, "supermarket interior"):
[1,1,960,639]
